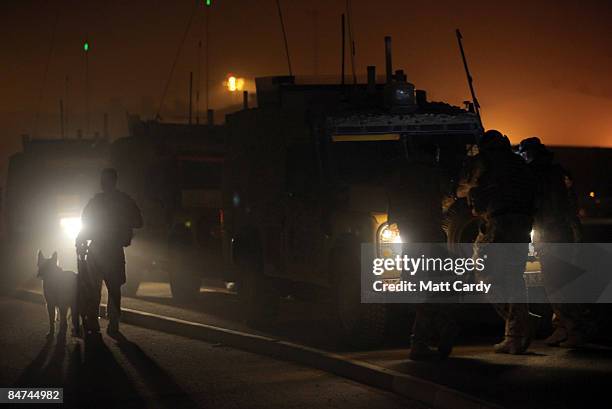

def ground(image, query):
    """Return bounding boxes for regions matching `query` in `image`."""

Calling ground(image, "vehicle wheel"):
[235,241,279,327]
[167,238,201,302]
[168,269,201,302]
[442,199,481,256]
[332,246,387,348]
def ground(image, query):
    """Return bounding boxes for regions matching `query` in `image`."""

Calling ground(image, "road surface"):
[0,297,426,409]
[8,278,612,409]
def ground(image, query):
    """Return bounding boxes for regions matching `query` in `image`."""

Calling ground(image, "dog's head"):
[37,250,59,279]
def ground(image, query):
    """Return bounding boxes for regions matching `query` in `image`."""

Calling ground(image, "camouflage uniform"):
[458,132,535,353]
[519,139,590,346]
[77,189,142,331]
[388,150,457,359]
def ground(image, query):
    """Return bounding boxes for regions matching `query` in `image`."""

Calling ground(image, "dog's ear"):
[51,252,58,265]
[37,250,44,267]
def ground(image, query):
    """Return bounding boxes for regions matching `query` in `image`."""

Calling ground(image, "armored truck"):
[110,117,225,299]
[223,38,482,344]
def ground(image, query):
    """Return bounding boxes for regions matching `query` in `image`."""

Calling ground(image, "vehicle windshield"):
[178,159,223,189]
[329,139,405,184]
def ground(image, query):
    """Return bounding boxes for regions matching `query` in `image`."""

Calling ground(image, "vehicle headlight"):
[377,222,403,258]
[60,217,82,240]
[380,222,403,244]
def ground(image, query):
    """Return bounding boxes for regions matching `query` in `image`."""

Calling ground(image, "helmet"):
[518,137,544,154]
[518,136,549,163]
[478,129,510,150]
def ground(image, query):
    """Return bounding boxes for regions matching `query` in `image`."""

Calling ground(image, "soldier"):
[388,141,458,360]
[457,130,536,354]
[518,137,591,347]
[76,168,143,336]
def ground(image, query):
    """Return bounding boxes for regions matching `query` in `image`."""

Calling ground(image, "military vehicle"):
[4,135,109,273]
[109,117,225,299]
[222,37,482,344]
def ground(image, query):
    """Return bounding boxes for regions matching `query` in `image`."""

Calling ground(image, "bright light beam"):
[60,217,82,241]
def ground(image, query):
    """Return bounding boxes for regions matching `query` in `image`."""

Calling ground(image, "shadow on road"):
[113,332,199,409]
[15,333,146,408]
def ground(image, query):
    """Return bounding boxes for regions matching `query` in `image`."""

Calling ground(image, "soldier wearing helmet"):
[388,140,458,360]
[518,137,591,347]
[457,130,536,354]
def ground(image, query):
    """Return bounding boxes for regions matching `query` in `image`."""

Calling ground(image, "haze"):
[1,0,610,175]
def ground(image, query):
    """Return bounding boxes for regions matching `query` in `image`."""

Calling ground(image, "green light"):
[83,42,89,52]
[205,0,211,6]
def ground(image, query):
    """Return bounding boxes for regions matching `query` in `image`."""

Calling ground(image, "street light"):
[226,75,245,92]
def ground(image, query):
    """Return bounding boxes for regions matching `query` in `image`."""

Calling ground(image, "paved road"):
[0,297,426,409]
[9,280,612,409]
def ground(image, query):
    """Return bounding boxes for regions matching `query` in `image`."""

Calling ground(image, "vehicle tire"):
[235,240,279,327]
[168,268,201,302]
[442,199,481,256]
[167,235,201,302]
[332,246,387,348]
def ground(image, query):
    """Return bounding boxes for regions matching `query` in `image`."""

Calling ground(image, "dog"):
[37,251,80,338]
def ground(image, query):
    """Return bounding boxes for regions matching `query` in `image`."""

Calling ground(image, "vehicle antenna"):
[341,14,345,86]
[205,3,211,116]
[276,0,293,76]
[345,0,357,85]
[84,34,90,137]
[196,12,203,124]
[156,2,198,121]
[455,29,483,128]
[311,10,319,76]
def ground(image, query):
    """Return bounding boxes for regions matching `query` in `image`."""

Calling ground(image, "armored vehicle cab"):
[110,117,225,299]
[224,39,482,344]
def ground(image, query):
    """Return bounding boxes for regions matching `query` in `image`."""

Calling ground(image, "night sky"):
[1,0,611,174]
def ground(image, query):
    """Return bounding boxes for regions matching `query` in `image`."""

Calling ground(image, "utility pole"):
[59,99,65,138]
[188,71,193,124]
[84,39,90,137]
[64,75,69,137]
[103,113,109,140]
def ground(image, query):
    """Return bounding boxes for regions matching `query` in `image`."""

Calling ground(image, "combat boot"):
[494,336,530,355]
[544,327,568,346]
[409,336,437,361]
[437,322,459,359]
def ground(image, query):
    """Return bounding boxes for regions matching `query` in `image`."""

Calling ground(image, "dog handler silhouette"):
[76,168,143,335]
